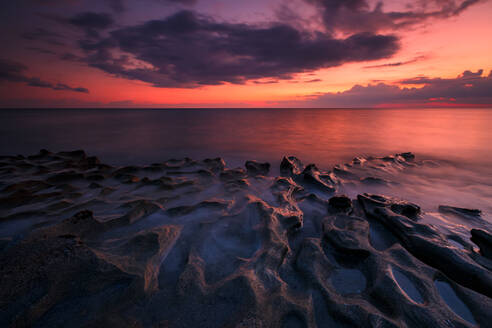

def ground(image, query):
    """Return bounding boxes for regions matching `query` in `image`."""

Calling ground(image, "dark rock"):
[361,176,390,186]
[89,182,102,189]
[399,152,415,161]
[280,156,304,176]
[358,193,492,299]
[57,149,87,159]
[0,232,141,327]
[439,205,482,218]
[390,202,421,220]
[328,195,352,212]
[245,160,270,176]
[323,214,371,258]
[301,164,335,193]
[46,171,84,184]
[220,168,247,181]
[471,229,492,259]
[203,157,226,173]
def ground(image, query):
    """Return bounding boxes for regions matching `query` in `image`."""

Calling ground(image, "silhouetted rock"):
[301,164,335,193]
[245,160,270,175]
[328,195,352,212]
[280,156,303,176]
[471,229,492,259]
[439,205,482,218]
[1,150,491,327]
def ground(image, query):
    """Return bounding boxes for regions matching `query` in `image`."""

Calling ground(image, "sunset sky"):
[0,0,491,108]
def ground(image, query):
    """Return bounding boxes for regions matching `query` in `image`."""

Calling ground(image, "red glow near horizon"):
[0,0,491,108]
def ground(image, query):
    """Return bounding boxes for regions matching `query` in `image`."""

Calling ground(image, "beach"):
[1,148,491,327]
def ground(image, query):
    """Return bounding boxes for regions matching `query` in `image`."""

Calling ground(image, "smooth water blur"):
[1,108,491,168]
[1,107,492,227]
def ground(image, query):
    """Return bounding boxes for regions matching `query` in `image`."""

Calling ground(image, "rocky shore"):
[0,150,491,327]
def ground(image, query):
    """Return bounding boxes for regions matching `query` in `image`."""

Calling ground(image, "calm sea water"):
[1,108,492,224]
[1,108,491,168]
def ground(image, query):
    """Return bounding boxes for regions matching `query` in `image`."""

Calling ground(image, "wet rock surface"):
[0,150,490,327]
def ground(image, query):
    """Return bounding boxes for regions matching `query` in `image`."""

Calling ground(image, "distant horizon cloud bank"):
[0,0,491,107]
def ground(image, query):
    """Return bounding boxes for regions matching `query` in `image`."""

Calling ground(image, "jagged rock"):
[1,150,491,327]
[399,152,415,161]
[0,232,142,327]
[220,168,247,181]
[202,157,226,173]
[328,195,352,212]
[46,170,84,183]
[323,214,371,257]
[57,149,87,159]
[245,160,270,176]
[300,164,335,193]
[439,205,482,218]
[280,156,304,176]
[361,176,390,186]
[358,193,492,298]
[471,229,492,259]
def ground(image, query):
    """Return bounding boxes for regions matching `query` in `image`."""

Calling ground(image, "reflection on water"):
[1,108,491,224]
[1,108,491,167]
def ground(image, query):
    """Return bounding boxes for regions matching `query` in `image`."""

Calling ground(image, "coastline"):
[0,150,491,327]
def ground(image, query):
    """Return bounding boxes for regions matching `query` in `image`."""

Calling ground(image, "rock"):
[280,156,303,176]
[57,150,87,159]
[220,168,247,181]
[390,202,421,220]
[439,205,482,218]
[0,232,142,327]
[202,157,226,173]
[471,229,492,259]
[399,152,415,161]
[361,176,390,186]
[1,150,492,327]
[46,170,84,183]
[322,214,371,257]
[300,164,335,193]
[358,193,492,299]
[328,195,352,212]
[245,160,270,176]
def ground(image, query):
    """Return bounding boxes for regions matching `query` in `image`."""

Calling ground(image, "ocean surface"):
[1,107,492,224]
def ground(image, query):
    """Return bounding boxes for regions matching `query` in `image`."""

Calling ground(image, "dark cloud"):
[68,12,114,37]
[163,0,198,5]
[69,12,114,29]
[26,47,58,55]
[363,55,427,69]
[105,0,125,13]
[103,0,197,13]
[0,59,89,93]
[304,0,483,33]
[75,10,398,88]
[21,28,65,46]
[293,70,492,107]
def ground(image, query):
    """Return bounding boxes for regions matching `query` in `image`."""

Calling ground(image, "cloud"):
[305,0,483,33]
[75,10,398,88]
[159,0,197,5]
[290,70,492,107]
[363,55,427,69]
[26,47,58,55]
[21,28,65,46]
[105,0,125,13]
[68,12,114,37]
[0,59,89,93]
[103,0,197,13]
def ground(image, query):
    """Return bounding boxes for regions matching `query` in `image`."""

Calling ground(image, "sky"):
[0,0,491,108]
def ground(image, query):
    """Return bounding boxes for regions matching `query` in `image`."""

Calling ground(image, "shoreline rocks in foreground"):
[0,150,491,327]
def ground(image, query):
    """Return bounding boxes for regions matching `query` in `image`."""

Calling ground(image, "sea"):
[1,107,491,225]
